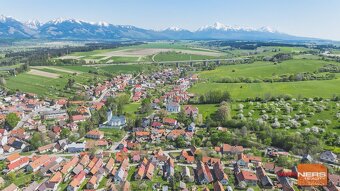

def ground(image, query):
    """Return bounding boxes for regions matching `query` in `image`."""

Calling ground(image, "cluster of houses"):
[86,74,132,99]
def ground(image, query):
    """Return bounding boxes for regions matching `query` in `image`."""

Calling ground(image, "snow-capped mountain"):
[0,15,317,41]
[25,20,42,29]
[0,15,38,38]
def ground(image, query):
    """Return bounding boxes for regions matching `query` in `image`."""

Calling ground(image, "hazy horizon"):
[1,0,339,40]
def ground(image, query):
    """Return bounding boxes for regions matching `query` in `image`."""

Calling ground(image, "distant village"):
[0,67,339,191]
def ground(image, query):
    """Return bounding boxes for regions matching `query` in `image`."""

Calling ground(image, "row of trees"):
[216,72,336,83]
[196,90,231,104]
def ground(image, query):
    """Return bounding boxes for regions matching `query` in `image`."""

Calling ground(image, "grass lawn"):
[123,102,141,114]
[189,78,340,99]
[98,177,108,189]
[190,104,219,119]
[100,128,125,142]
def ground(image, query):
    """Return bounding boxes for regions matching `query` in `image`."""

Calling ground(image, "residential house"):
[166,102,181,113]
[236,170,258,186]
[67,171,86,191]
[213,181,225,191]
[196,161,213,184]
[3,183,19,191]
[263,162,275,173]
[202,156,221,166]
[151,121,163,128]
[213,162,229,185]
[135,158,155,180]
[6,153,21,164]
[7,156,29,172]
[320,151,337,163]
[27,155,50,172]
[187,122,196,132]
[180,150,195,163]
[182,166,192,180]
[61,156,79,175]
[86,130,104,140]
[256,166,273,189]
[38,143,56,153]
[222,144,244,155]
[163,158,175,180]
[87,176,98,189]
[301,154,313,163]
[166,129,185,140]
[163,118,177,126]
[183,105,199,117]
[67,142,86,153]
[101,110,126,129]
[71,115,87,123]
[41,110,68,120]
[23,181,41,191]
[49,171,63,189]
[105,158,115,173]
[237,153,262,168]
[114,159,129,184]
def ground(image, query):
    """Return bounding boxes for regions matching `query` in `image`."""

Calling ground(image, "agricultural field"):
[58,64,152,74]
[61,42,227,63]
[5,67,106,97]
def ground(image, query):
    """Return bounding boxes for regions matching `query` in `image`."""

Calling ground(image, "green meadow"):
[189,78,340,99]
[153,51,217,62]
[198,59,337,81]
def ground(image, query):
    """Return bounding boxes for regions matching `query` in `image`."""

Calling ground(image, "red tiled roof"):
[7,156,29,171]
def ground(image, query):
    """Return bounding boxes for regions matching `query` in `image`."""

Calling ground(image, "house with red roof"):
[135,158,155,180]
[237,153,262,168]
[67,170,86,191]
[6,153,21,164]
[213,181,225,191]
[7,156,29,172]
[202,156,221,166]
[71,115,87,123]
[183,105,199,117]
[196,161,213,184]
[236,170,258,186]
[221,144,244,155]
[180,150,195,163]
[213,162,229,185]
[86,130,104,140]
[163,118,177,126]
[27,155,50,172]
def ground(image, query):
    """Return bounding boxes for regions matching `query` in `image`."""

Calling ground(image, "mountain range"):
[0,15,317,41]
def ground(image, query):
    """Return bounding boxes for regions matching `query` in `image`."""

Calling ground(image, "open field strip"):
[189,78,340,99]
[27,69,60,78]
[198,59,338,81]
[31,66,82,74]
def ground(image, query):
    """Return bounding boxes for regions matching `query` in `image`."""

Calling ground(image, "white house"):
[166,102,181,113]
[187,123,196,132]
[67,142,86,153]
[100,110,126,129]
[0,135,7,146]
[320,151,337,163]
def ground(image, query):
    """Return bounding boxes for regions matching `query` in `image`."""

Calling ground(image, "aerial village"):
[0,67,339,191]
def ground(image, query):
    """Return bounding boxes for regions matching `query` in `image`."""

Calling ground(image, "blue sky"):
[0,0,339,40]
